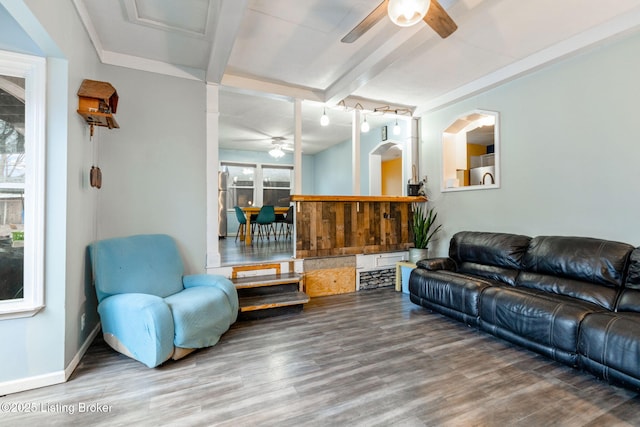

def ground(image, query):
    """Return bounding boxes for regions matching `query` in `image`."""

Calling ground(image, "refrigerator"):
[218,169,229,238]
[470,166,495,186]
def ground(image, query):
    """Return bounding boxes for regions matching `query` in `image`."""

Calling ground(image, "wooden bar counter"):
[290,195,427,259]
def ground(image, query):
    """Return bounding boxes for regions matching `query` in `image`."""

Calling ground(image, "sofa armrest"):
[98,293,175,368]
[183,274,239,321]
[416,257,457,271]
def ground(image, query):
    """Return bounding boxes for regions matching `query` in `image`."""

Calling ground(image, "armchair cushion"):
[90,234,184,301]
[164,286,234,348]
[98,293,175,368]
[183,274,239,323]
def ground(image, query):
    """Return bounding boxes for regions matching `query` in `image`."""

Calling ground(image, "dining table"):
[240,206,290,245]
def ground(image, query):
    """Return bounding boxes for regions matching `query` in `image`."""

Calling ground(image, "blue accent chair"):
[234,206,253,241]
[88,234,238,367]
[255,205,277,241]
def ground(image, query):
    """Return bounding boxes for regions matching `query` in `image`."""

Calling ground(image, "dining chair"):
[234,206,251,242]
[283,205,294,239]
[274,206,288,237]
[255,205,277,241]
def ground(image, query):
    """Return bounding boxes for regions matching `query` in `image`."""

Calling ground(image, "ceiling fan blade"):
[341,0,389,43]
[423,0,457,38]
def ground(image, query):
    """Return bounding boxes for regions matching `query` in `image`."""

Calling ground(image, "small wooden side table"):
[395,261,417,293]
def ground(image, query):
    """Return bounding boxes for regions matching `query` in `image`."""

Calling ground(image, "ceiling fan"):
[341,0,457,43]
[269,137,294,158]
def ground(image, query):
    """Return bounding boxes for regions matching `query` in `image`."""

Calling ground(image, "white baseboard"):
[0,371,66,396]
[0,323,101,396]
[65,323,101,380]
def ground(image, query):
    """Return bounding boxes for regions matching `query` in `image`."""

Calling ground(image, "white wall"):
[421,31,640,256]
[97,66,207,274]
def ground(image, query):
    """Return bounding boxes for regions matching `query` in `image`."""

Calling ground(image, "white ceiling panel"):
[73,0,640,152]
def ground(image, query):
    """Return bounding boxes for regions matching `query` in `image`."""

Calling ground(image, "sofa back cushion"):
[449,231,532,285]
[625,248,640,290]
[518,236,634,310]
[617,248,640,312]
[89,234,185,302]
[522,236,633,287]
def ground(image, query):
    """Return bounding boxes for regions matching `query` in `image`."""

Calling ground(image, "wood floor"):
[3,288,640,426]
[219,235,293,266]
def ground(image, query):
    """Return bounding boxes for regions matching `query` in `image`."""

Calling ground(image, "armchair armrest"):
[183,274,239,320]
[98,293,175,368]
[416,257,457,271]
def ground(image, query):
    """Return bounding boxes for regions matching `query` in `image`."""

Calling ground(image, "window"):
[224,163,256,208]
[262,166,292,207]
[0,51,45,319]
[222,162,292,208]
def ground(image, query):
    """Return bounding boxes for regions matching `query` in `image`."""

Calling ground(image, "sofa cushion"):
[624,248,640,290]
[409,268,502,326]
[449,231,531,285]
[522,236,634,288]
[578,312,640,389]
[516,272,620,311]
[479,286,605,364]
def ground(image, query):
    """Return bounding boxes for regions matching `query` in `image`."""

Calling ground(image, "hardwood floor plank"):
[3,289,640,426]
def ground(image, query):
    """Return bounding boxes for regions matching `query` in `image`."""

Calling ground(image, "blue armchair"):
[88,234,238,367]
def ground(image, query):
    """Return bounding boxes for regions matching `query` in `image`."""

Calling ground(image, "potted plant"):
[409,205,442,263]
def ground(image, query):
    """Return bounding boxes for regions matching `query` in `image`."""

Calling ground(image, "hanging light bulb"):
[388,0,431,27]
[320,107,330,126]
[361,115,370,133]
[393,118,401,135]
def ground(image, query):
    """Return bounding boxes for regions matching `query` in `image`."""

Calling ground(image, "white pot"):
[409,248,429,263]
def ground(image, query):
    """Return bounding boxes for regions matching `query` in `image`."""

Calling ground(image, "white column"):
[293,99,303,193]
[411,117,420,184]
[352,109,361,195]
[206,83,221,269]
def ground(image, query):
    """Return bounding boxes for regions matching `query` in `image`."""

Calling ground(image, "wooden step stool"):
[231,263,309,320]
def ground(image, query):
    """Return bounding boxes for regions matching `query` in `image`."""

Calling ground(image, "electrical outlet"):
[80,313,86,331]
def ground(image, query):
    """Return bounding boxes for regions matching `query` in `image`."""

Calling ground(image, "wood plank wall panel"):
[296,200,415,258]
[304,267,356,297]
[303,256,356,297]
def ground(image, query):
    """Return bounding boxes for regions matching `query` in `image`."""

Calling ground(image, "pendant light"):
[393,116,401,135]
[320,107,330,126]
[361,115,370,133]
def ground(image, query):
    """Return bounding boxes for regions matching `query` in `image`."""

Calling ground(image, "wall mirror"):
[441,110,499,192]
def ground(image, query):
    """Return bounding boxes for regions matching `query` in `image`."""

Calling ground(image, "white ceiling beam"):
[324,24,426,106]
[72,0,106,62]
[221,73,325,103]
[206,0,249,84]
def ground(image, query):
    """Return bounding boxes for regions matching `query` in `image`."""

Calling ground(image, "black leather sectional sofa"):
[409,231,640,391]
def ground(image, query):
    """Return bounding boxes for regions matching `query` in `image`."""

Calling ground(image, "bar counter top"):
[290,195,427,203]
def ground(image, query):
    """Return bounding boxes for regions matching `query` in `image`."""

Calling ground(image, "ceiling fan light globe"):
[269,146,285,158]
[388,0,431,27]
